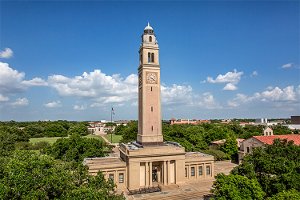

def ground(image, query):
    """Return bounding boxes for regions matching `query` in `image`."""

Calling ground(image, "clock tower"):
[137,23,163,145]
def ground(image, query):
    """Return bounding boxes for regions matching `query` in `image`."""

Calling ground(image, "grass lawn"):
[104,134,123,143]
[30,137,64,144]
[30,134,104,144]
[84,134,105,141]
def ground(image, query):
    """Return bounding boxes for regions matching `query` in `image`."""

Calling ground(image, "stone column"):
[149,162,152,187]
[146,162,149,187]
[204,163,206,179]
[167,160,170,185]
[163,161,167,184]
[211,162,214,178]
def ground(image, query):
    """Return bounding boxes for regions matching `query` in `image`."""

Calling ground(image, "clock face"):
[146,72,157,84]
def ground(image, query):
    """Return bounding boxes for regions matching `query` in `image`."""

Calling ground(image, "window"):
[151,126,153,131]
[247,147,250,153]
[149,36,152,42]
[119,173,124,183]
[191,167,195,177]
[185,168,187,177]
[198,166,203,176]
[151,53,154,62]
[151,87,152,91]
[140,54,142,63]
[109,174,114,181]
[148,52,151,63]
[206,166,211,176]
[151,106,153,112]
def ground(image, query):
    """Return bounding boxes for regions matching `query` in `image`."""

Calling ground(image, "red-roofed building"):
[238,134,300,163]
[253,135,300,145]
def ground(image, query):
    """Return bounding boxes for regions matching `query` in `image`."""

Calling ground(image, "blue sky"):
[0,1,299,121]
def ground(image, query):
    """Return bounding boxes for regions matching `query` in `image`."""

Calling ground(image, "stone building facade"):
[84,23,214,192]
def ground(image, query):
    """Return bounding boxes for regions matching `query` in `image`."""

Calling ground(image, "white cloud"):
[197,92,221,109]
[0,62,26,94]
[0,94,9,102]
[251,71,258,77]
[44,101,62,108]
[207,69,243,84]
[22,77,48,86]
[73,105,86,110]
[228,85,298,107]
[223,83,238,91]
[260,86,296,101]
[0,48,13,59]
[0,62,47,97]
[206,69,243,91]
[281,63,293,69]
[161,84,193,105]
[47,70,138,105]
[11,98,29,106]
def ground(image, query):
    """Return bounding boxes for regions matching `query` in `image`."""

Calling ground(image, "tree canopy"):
[0,150,124,200]
[45,134,106,163]
[212,173,265,200]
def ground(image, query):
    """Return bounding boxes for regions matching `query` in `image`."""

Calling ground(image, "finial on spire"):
[144,22,153,31]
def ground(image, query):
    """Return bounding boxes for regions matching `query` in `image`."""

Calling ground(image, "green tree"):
[0,129,17,156]
[267,189,300,200]
[232,139,300,197]
[24,124,45,138]
[68,123,88,136]
[0,150,124,200]
[44,123,68,137]
[45,134,106,163]
[120,121,138,143]
[212,173,265,200]
[220,135,238,160]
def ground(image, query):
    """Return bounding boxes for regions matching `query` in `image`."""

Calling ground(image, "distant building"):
[88,121,115,135]
[285,124,300,130]
[238,134,300,163]
[239,122,255,127]
[263,127,273,136]
[255,118,268,124]
[211,138,244,149]
[291,116,300,124]
[170,118,210,125]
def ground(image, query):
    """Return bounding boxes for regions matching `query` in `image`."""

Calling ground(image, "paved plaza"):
[124,160,237,200]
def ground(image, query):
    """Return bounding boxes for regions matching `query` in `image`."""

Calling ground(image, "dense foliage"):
[213,139,300,199]
[0,150,124,200]
[0,120,88,138]
[45,134,106,163]
[212,173,265,200]
[118,121,138,142]
[232,139,300,197]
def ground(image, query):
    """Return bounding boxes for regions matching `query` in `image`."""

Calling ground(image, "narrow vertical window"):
[151,126,153,131]
[151,106,153,112]
[185,168,187,177]
[191,167,195,176]
[206,166,211,176]
[149,36,152,42]
[151,53,154,62]
[119,173,124,183]
[148,52,151,63]
[151,87,152,91]
[198,166,203,176]
[109,174,114,181]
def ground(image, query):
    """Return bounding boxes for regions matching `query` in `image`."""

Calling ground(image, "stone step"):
[138,191,211,200]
